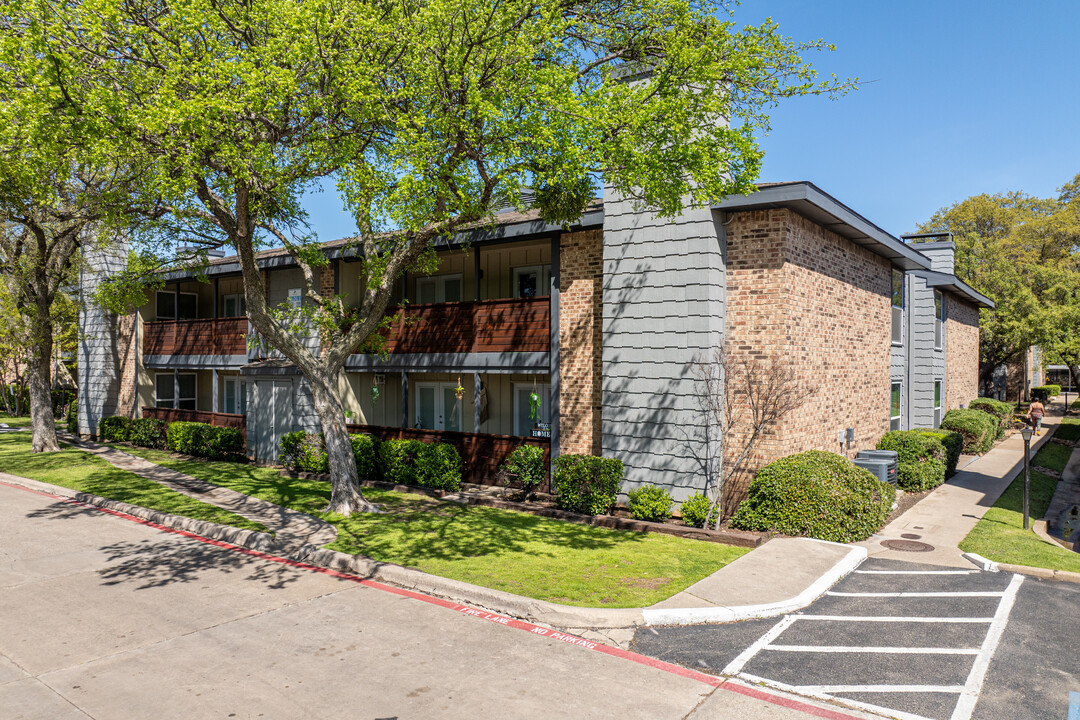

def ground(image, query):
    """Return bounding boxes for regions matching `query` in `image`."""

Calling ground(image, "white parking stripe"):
[855,570,977,575]
[796,615,994,623]
[950,573,1024,720]
[798,684,967,694]
[721,615,797,676]
[739,673,940,720]
[763,645,980,655]
[826,591,1004,598]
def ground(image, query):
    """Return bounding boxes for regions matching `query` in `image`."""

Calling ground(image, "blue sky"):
[300,1,1080,241]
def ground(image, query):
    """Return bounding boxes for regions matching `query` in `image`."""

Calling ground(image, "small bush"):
[940,408,997,454]
[168,421,244,460]
[415,442,462,491]
[969,397,1012,439]
[98,415,132,442]
[679,493,719,529]
[553,454,624,516]
[730,450,895,543]
[379,439,425,486]
[1032,384,1061,399]
[876,431,946,491]
[627,485,673,522]
[350,434,379,479]
[918,429,964,475]
[501,445,547,498]
[129,418,167,449]
[279,431,329,473]
[66,399,78,434]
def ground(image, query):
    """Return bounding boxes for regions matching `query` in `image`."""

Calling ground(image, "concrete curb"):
[2,472,865,630]
[640,540,868,627]
[996,563,1080,583]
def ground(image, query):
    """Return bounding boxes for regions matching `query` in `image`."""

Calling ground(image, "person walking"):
[1029,397,1046,436]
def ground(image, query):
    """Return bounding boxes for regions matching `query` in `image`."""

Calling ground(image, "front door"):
[415,383,463,431]
[252,379,295,460]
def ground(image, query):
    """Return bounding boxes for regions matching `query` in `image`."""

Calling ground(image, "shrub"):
[98,415,132,442]
[350,434,379,480]
[730,450,895,543]
[168,421,244,460]
[415,442,462,491]
[627,485,673,522]
[969,397,1012,439]
[939,408,997,454]
[918,429,964,475]
[279,431,329,473]
[129,418,167,449]
[1032,384,1061,399]
[500,445,547,498]
[553,454,624,516]
[680,492,719,528]
[378,438,425,486]
[876,430,946,491]
[66,399,78,434]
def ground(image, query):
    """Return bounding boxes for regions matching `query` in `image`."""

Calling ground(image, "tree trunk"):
[27,355,59,452]
[1069,365,1080,399]
[307,369,380,515]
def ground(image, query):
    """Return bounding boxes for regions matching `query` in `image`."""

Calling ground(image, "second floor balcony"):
[143,317,249,357]
[377,297,550,355]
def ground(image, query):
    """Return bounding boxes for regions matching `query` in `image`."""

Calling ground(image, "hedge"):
[939,408,998,454]
[968,397,1013,440]
[730,450,895,543]
[500,445,547,498]
[627,485,673,522]
[280,431,381,480]
[1032,384,1062,399]
[98,415,133,442]
[129,418,168,449]
[680,492,719,529]
[167,421,244,460]
[552,454,624,516]
[876,430,946,491]
[918,429,964,475]
[377,438,461,491]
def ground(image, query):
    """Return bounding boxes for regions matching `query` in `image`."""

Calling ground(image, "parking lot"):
[634,558,1029,720]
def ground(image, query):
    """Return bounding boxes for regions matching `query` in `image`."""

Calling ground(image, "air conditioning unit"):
[854,450,898,486]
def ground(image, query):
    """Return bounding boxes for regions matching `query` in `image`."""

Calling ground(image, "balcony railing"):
[378,297,550,355]
[141,407,247,440]
[143,317,249,356]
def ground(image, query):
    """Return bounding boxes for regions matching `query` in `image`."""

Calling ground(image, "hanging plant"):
[454,377,465,401]
[371,378,380,402]
[529,391,541,421]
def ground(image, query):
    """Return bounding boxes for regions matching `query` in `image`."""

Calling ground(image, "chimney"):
[902,232,955,274]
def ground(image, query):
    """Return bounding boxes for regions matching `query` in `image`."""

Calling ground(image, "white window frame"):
[513,382,551,436]
[155,372,197,410]
[890,269,904,346]
[414,381,465,431]
[223,376,247,415]
[415,274,463,304]
[890,381,903,431]
[222,293,246,318]
[934,290,945,350]
[934,379,943,427]
[512,265,551,299]
[156,290,199,321]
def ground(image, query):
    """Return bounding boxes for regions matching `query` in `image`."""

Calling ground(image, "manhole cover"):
[881,539,935,552]
[901,533,922,539]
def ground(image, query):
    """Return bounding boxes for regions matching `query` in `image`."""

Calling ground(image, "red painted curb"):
[3,479,864,719]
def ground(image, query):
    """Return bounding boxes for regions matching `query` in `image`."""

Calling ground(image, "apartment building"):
[78,181,992,506]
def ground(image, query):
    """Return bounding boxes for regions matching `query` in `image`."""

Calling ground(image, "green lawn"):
[0,414,33,428]
[0,433,267,533]
[117,445,751,607]
[960,418,1080,572]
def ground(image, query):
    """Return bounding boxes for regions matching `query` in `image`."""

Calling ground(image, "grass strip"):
[0,432,267,533]
[960,418,1080,572]
[118,445,751,608]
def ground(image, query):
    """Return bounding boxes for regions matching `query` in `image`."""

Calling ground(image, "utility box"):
[853,452,898,486]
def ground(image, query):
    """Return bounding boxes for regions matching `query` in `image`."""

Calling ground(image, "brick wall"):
[723,208,892,511]
[116,313,138,418]
[945,298,980,411]
[559,228,603,455]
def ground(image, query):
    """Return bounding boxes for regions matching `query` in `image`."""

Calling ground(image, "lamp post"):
[1020,424,1033,530]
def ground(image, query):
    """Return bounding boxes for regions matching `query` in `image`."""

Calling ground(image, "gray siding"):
[78,241,128,437]
[601,196,725,502]
[907,275,945,428]
[915,242,955,275]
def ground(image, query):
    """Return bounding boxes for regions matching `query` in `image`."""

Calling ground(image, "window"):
[890,382,902,431]
[934,380,943,427]
[416,274,463,304]
[222,293,246,318]
[934,290,945,349]
[224,376,247,415]
[891,269,904,345]
[513,266,551,299]
[415,382,464,431]
[514,382,551,437]
[156,291,198,321]
[155,373,197,410]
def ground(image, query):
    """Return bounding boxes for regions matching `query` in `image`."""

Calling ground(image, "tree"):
[694,344,815,527]
[918,174,1080,392]
[26,0,852,514]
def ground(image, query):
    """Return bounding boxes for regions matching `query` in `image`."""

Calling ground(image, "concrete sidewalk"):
[858,401,1067,568]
